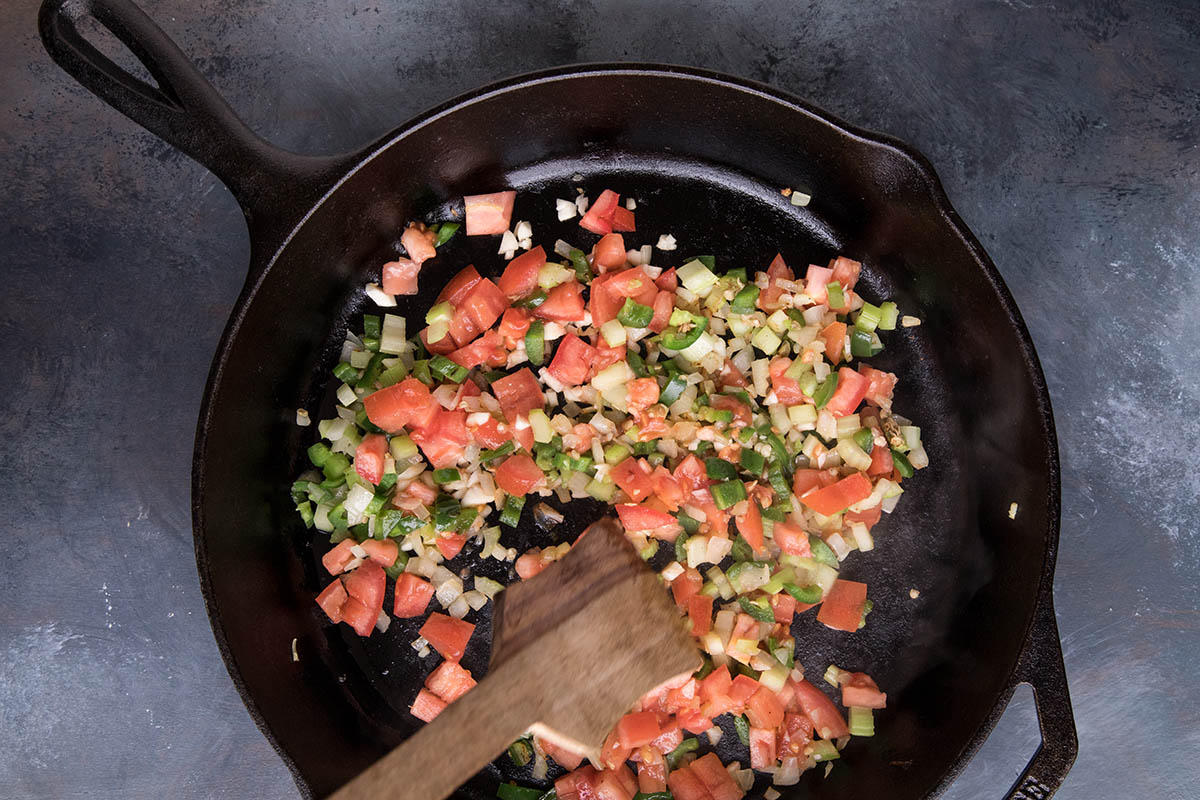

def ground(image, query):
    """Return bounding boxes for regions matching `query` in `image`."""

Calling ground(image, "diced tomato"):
[699,665,733,703]
[421,326,458,355]
[491,367,545,423]
[600,727,633,771]
[636,415,671,442]
[399,480,437,508]
[772,520,811,557]
[758,253,794,311]
[593,766,636,800]
[322,538,358,576]
[842,671,887,709]
[792,468,839,498]
[434,533,467,560]
[778,712,814,758]
[652,467,684,511]
[381,257,421,295]
[728,674,760,706]
[497,245,546,299]
[593,233,627,270]
[469,416,509,449]
[825,366,870,418]
[363,377,439,433]
[655,267,678,292]
[734,499,764,553]
[867,443,893,476]
[671,567,703,611]
[512,423,535,453]
[556,765,596,800]
[612,457,656,502]
[359,538,398,567]
[691,752,744,800]
[534,280,587,322]
[646,290,675,333]
[419,613,476,662]
[570,422,596,454]
[464,191,515,236]
[830,255,862,293]
[769,357,806,406]
[579,189,621,235]
[539,737,585,771]
[804,264,833,304]
[800,472,873,515]
[611,206,636,232]
[615,710,661,749]
[748,726,777,770]
[711,394,752,426]
[846,502,883,533]
[410,688,447,722]
[315,578,348,623]
[688,593,713,637]
[650,724,684,755]
[673,454,709,492]
[449,329,507,369]
[424,660,476,703]
[588,277,623,327]
[637,750,668,793]
[515,549,550,580]
[771,592,797,625]
[437,265,482,306]
[497,307,532,348]
[462,278,509,334]
[615,503,676,532]
[411,409,470,468]
[342,560,386,636]
[592,343,626,373]
[817,579,868,633]
[666,767,709,800]
[820,321,847,365]
[607,267,659,307]
[401,223,438,264]
[393,574,435,618]
[718,358,749,389]
[494,453,547,496]
[626,378,660,415]
[353,433,388,484]
[677,708,713,735]
[745,686,786,729]
[792,679,849,739]
[859,364,898,408]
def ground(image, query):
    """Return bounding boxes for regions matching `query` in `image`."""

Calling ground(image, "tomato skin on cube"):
[666,766,710,800]
[816,578,869,632]
[464,191,515,236]
[410,688,447,722]
[842,671,888,709]
[492,367,545,422]
[424,660,477,703]
[792,678,850,739]
[418,613,476,661]
[393,574,435,618]
[799,472,873,516]
[498,245,546,299]
[315,578,348,623]
[745,685,786,729]
[493,453,547,496]
[614,710,661,749]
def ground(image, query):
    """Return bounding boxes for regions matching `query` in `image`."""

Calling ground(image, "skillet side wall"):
[195,71,1054,799]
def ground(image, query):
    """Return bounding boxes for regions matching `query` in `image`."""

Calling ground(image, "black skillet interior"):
[187,70,1058,800]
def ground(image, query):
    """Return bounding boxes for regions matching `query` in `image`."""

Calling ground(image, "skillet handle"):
[38,0,352,262]
[1001,588,1078,799]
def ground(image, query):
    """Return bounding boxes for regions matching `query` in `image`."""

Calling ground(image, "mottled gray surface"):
[2,0,1197,798]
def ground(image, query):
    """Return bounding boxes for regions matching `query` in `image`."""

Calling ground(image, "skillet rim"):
[190,62,1062,799]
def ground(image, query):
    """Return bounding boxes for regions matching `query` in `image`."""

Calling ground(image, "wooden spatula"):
[330,516,701,800]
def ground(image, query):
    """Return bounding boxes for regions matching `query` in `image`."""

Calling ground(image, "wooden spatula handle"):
[328,658,534,800]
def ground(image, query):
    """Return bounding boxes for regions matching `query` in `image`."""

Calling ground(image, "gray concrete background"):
[2,1,1197,798]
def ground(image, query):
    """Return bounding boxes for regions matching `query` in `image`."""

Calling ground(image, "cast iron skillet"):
[40,1,1078,798]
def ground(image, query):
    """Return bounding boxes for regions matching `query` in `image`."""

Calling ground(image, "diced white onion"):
[295,409,311,427]
[447,595,471,619]
[661,561,685,581]
[375,611,391,633]
[514,220,532,241]
[556,199,578,221]
[656,234,677,251]
[364,283,397,307]
[498,229,519,257]
[575,195,589,214]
